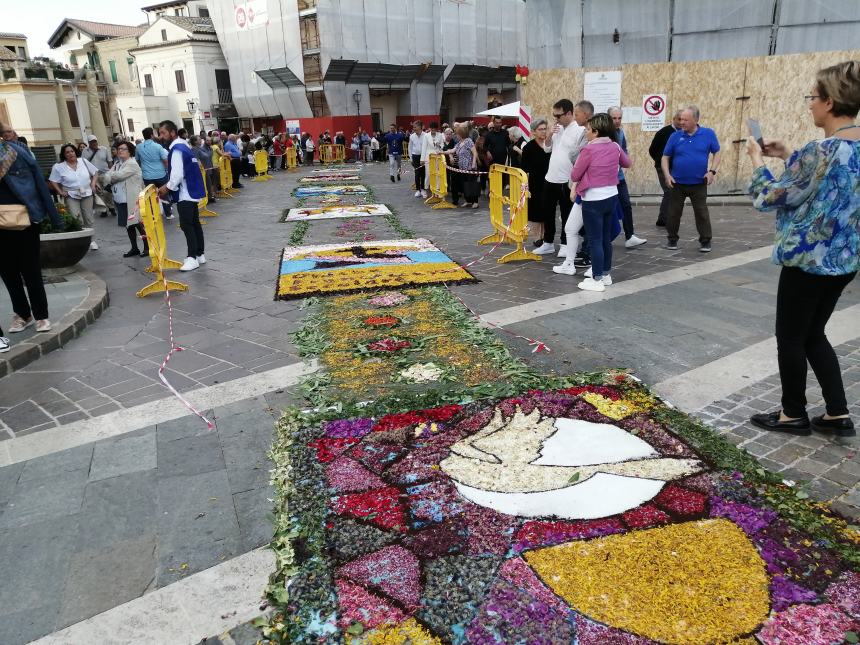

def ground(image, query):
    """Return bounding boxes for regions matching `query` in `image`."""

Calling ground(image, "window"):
[127,58,137,81]
[175,69,186,92]
[69,53,77,66]
[161,29,167,42]
[17,47,25,59]
[144,73,153,88]
[127,118,134,133]
[198,7,209,17]
[66,100,80,128]
[108,60,117,83]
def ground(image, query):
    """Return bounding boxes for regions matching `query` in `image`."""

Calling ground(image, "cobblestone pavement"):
[1,159,858,643]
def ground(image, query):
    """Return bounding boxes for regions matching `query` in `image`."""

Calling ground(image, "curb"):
[0,268,109,378]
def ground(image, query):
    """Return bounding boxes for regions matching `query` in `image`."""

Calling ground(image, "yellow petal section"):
[348,618,443,645]
[524,519,770,645]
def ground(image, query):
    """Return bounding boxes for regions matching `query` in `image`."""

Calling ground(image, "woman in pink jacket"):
[569,113,631,292]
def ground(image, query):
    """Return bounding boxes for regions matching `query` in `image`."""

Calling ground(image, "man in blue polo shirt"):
[135,127,172,219]
[660,105,721,253]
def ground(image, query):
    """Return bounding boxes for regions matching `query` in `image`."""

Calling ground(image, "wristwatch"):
[708,169,717,175]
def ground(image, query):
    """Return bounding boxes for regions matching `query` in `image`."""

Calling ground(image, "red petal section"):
[331,486,407,532]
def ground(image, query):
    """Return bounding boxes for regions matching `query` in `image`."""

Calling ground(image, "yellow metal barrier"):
[137,184,188,297]
[402,140,409,156]
[198,163,217,219]
[252,149,272,181]
[479,163,539,263]
[217,155,236,198]
[424,153,455,209]
[285,147,298,171]
[320,143,345,164]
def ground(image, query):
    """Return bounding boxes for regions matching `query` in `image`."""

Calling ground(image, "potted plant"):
[39,209,92,271]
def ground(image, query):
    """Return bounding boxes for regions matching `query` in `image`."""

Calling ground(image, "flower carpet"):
[275,240,477,300]
[294,184,370,197]
[283,204,392,222]
[300,174,362,183]
[267,379,860,644]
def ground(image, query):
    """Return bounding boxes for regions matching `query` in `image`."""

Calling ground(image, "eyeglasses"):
[804,95,822,105]
[551,113,563,119]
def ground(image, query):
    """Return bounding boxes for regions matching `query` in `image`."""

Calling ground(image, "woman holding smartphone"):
[746,61,859,437]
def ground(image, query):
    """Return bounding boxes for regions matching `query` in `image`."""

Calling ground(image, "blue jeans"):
[582,195,618,280]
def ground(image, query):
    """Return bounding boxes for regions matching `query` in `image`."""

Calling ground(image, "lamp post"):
[352,89,361,115]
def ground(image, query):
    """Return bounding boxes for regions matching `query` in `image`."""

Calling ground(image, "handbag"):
[0,204,30,230]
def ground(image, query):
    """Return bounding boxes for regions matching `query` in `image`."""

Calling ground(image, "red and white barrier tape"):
[157,262,215,430]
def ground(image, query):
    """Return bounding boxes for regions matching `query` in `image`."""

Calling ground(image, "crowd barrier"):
[320,143,345,164]
[401,140,409,156]
[479,164,539,263]
[252,150,273,181]
[424,153,455,209]
[198,163,218,219]
[285,147,298,171]
[217,155,237,198]
[137,184,188,298]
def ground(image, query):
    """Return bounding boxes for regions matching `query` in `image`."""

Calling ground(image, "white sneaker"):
[584,267,613,285]
[0,336,10,353]
[578,277,605,292]
[533,242,555,255]
[89,241,99,250]
[414,190,422,198]
[180,257,199,272]
[552,263,576,275]
[557,244,568,258]
[196,254,206,265]
[165,214,176,220]
[421,190,428,198]
[625,235,647,248]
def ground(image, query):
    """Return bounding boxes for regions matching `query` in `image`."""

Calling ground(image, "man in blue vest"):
[156,120,206,271]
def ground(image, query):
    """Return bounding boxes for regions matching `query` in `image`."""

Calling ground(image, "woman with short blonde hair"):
[747,61,859,436]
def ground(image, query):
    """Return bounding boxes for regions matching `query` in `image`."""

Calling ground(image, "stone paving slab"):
[0,391,292,644]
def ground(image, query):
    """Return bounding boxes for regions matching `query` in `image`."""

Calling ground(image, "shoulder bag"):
[0,204,31,230]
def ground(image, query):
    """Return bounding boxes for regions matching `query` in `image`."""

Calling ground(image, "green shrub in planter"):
[40,211,83,234]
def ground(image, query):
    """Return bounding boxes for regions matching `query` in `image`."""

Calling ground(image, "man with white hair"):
[608,107,646,248]
[660,105,721,253]
[83,134,115,218]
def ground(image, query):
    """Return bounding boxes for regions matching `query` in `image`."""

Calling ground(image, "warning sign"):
[641,94,667,132]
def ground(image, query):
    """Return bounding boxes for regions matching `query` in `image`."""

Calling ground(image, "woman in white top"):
[100,141,147,258]
[49,143,99,250]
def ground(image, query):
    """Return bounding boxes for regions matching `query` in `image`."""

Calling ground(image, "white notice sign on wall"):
[641,94,667,132]
[584,71,622,114]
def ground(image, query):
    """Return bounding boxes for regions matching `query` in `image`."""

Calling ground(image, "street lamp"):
[352,89,361,115]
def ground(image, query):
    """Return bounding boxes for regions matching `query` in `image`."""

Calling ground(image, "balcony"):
[216,87,233,104]
[0,61,105,85]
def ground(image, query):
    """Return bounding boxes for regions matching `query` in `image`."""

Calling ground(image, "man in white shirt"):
[83,134,116,218]
[156,120,207,272]
[409,121,427,198]
[534,99,589,258]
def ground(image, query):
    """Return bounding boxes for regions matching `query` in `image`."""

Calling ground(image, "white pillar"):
[54,82,77,144]
[85,70,109,143]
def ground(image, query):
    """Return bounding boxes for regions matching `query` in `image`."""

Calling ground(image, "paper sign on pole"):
[641,94,667,132]
[584,71,622,114]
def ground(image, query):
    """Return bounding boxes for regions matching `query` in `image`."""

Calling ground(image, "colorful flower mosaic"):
[294,288,507,400]
[283,203,391,221]
[294,184,369,197]
[299,174,362,183]
[276,240,476,300]
[268,384,860,643]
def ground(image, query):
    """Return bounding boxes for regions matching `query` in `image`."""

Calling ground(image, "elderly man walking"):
[83,134,116,219]
[608,107,646,248]
[660,105,721,253]
[649,110,682,227]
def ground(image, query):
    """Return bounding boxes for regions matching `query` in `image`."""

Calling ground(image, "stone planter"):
[40,228,93,271]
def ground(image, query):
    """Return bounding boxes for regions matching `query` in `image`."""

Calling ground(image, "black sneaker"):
[663,241,679,250]
[573,256,592,268]
[123,248,140,258]
[750,411,811,435]
[390,176,395,183]
[811,415,855,437]
[699,242,712,253]
[397,175,401,181]
[655,219,667,227]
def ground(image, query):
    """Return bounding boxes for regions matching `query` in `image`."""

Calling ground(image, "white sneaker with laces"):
[578,277,606,292]
[180,257,199,272]
[625,235,647,248]
[557,244,568,258]
[89,241,99,250]
[552,263,576,275]
[421,190,428,198]
[0,336,10,353]
[582,267,612,284]
[197,254,207,265]
[414,190,422,198]
[533,242,555,255]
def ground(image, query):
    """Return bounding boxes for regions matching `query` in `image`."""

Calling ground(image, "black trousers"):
[450,173,477,205]
[229,158,242,187]
[655,166,671,224]
[177,200,204,258]
[776,266,856,418]
[618,179,634,239]
[542,181,573,245]
[0,224,49,320]
[412,154,424,188]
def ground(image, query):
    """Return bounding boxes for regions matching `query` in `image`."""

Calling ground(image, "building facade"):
[0,33,29,62]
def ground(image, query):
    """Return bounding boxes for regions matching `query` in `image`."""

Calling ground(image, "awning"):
[477,101,523,117]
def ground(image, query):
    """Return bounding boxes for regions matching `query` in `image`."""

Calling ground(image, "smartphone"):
[747,118,764,149]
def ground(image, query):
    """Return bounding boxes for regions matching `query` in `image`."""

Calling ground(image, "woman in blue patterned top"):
[747,61,859,437]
